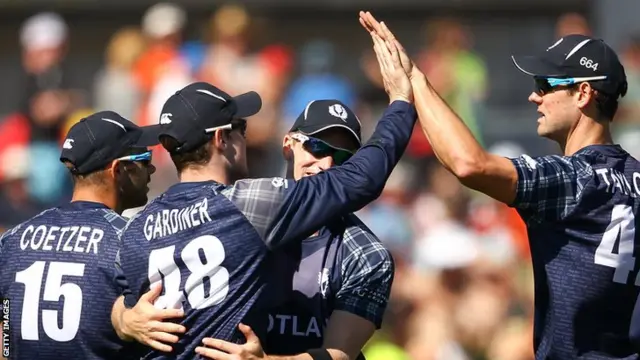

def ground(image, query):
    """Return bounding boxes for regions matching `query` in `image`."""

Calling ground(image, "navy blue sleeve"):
[222,100,416,249]
[631,294,640,352]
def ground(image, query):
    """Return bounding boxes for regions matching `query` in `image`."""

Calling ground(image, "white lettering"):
[190,203,201,227]
[267,314,327,338]
[144,215,154,241]
[30,226,46,250]
[20,225,35,250]
[17,226,104,254]
[74,227,90,253]
[42,226,59,251]
[596,168,611,193]
[144,199,213,241]
[306,317,321,337]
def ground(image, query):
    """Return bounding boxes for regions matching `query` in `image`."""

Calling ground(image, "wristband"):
[307,348,332,360]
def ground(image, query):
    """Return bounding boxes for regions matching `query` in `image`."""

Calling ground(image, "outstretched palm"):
[359,11,421,80]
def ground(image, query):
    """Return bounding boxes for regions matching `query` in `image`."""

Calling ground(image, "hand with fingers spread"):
[359,12,413,104]
[195,323,266,360]
[359,11,423,81]
[120,284,187,352]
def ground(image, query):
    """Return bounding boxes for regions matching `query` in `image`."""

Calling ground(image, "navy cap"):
[158,82,262,154]
[289,100,362,148]
[60,111,162,174]
[512,34,628,98]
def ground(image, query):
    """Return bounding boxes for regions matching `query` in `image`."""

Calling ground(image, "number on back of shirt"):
[15,261,85,341]
[148,235,230,310]
[594,204,639,285]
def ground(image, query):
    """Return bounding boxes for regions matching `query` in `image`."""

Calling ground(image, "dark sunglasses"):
[533,76,608,95]
[204,118,248,138]
[291,133,354,166]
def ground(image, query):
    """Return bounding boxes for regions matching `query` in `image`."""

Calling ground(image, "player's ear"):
[212,129,226,151]
[282,134,294,161]
[107,160,123,184]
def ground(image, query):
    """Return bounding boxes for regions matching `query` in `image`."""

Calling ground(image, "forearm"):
[411,73,487,177]
[268,349,348,360]
[111,296,133,341]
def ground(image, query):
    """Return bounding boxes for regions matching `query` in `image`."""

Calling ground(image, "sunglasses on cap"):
[533,75,608,95]
[204,118,248,138]
[290,133,354,166]
[115,150,153,164]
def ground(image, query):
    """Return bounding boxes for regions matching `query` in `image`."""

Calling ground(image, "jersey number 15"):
[15,261,84,342]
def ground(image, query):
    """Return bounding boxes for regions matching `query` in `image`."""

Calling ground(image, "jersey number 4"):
[148,235,230,310]
[594,204,639,285]
[15,261,84,341]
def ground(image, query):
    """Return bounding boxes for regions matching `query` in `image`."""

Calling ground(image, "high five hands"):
[358,11,424,103]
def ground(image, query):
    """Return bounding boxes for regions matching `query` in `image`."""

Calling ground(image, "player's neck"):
[70,186,118,212]
[562,116,613,156]
[179,167,230,185]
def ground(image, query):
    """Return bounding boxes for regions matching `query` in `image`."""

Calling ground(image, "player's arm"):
[321,223,394,359]
[195,324,349,360]
[196,223,393,360]
[224,100,416,249]
[410,73,519,204]
[110,247,186,352]
[359,14,518,203]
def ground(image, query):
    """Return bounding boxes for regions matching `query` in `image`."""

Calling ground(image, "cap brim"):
[298,124,362,149]
[134,124,164,147]
[511,55,566,77]
[233,91,262,119]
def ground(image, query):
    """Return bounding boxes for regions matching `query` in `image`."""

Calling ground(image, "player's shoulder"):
[221,177,292,196]
[2,207,56,237]
[0,208,56,253]
[512,152,593,176]
[340,213,391,263]
[99,208,128,234]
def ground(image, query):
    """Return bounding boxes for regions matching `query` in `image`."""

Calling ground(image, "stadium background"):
[1,0,640,358]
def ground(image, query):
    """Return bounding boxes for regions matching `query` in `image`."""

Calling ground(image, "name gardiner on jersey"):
[596,168,640,197]
[2,298,9,358]
[19,225,103,254]
[144,198,213,241]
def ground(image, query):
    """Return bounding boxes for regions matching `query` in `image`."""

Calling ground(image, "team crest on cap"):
[328,104,348,122]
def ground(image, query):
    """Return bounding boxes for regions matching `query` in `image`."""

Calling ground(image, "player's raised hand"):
[195,323,266,360]
[359,11,422,81]
[121,284,187,352]
[364,17,412,104]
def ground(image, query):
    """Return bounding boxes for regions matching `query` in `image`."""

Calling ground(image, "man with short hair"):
[197,100,393,360]
[113,73,414,360]
[0,111,160,360]
[362,12,640,359]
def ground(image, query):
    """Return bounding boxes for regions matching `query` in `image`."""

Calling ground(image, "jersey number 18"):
[147,235,230,310]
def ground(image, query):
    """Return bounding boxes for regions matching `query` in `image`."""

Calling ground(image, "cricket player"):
[196,100,393,360]
[0,111,160,359]
[362,11,638,359]
[112,74,414,359]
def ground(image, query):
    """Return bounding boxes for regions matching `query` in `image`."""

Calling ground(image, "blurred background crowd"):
[1,1,640,359]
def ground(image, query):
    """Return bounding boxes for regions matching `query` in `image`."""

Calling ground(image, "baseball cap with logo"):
[289,99,362,149]
[511,34,628,98]
[158,82,262,154]
[60,111,163,175]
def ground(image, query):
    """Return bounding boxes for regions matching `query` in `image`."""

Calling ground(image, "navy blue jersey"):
[510,145,640,359]
[264,214,393,358]
[119,101,416,360]
[0,201,129,360]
